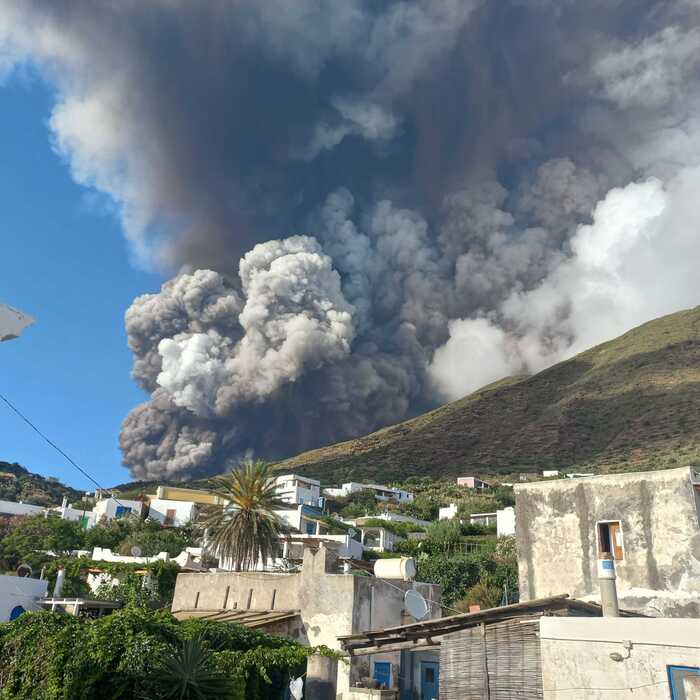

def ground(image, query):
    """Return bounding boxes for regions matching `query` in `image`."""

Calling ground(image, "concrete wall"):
[515,467,700,615]
[148,498,197,526]
[171,546,440,698]
[540,617,700,699]
[0,575,48,621]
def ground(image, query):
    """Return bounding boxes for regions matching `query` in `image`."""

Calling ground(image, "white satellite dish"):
[404,589,429,620]
[130,546,142,557]
[0,303,35,342]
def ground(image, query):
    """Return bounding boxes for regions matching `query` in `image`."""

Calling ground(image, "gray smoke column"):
[2,0,699,479]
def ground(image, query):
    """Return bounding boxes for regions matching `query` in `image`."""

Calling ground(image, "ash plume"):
[2,0,700,479]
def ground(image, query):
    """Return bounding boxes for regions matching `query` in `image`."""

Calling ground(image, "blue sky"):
[0,76,163,490]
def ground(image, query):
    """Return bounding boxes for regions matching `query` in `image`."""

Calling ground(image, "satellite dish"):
[130,546,142,557]
[404,589,429,620]
[0,303,35,342]
[16,564,32,578]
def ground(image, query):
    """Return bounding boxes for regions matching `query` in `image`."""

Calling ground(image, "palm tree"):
[204,460,283,571]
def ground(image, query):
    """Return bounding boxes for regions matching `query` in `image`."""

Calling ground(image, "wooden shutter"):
[609,522,624,561]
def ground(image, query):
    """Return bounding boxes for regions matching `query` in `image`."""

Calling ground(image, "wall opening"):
[597,520,624,561]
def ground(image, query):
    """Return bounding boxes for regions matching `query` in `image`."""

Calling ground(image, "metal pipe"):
[598,554,620,617]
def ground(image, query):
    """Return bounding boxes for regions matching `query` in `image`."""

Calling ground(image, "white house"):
[345,512,431,528]
[324,482,414,503]
[0,499,47,517]
[0,575,48,621]
[93,497,145,522]
[542,469,560,478]
[273,474,321,507]
[438,504,458,521]
[496,506,515,536]
[148,498,198,527]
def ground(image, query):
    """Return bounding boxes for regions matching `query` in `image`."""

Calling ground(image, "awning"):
[338,594,641,656]
[171,608,300,628]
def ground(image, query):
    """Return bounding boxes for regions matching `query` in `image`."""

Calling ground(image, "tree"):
[203,461,283,571]
[0,514,84,572]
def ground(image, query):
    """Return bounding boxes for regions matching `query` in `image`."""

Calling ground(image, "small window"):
[164,509,176,526]
[598,521,624,561]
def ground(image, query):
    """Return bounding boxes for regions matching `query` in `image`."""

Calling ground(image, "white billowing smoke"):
[151,237,355,416]
[2,1,700,478]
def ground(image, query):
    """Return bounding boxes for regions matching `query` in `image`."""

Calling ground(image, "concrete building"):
[342,596,700,700]
[148,497,197,527]
[358,525,403,553]
[93,496,146,522]
[148,485,226,507]
[437,504,514,538]
[496,506,516,536]
[0,498,47,517]
[172,544,440,698]
[0,575,48,621]
[542,470,560,478]
[438,503,458,521]
[274,473,322,507]
[456,476,491,491]
[515,466,700,616]
[324,482,414,503]
[540,617,700,699]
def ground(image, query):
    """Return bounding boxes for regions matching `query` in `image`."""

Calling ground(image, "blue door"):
[373,661,392,689]
[668,665,700,698]
[420,661,439,699]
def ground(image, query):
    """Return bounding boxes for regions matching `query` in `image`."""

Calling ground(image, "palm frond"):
[204,460,283,571]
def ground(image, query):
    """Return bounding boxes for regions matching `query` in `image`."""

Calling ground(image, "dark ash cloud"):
[2,0,700,478]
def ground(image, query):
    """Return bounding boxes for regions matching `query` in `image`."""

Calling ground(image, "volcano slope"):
[275,306,700,483]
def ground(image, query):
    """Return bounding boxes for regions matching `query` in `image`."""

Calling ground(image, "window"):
[164,509,176,526]
[305,520,315,535]
[597,520,624,561]
[668,665,700,699]
[115,505,132,518]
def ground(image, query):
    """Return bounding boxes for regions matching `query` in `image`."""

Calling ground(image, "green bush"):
[0,608,330,700]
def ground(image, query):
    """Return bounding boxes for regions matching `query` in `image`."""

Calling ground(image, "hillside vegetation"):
[276,306,700,482]
[0,461,84,506]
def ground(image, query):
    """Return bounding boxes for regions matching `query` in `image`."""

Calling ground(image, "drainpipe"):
[598,554,619,617]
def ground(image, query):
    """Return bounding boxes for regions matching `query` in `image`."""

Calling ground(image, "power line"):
[0,391,122,505]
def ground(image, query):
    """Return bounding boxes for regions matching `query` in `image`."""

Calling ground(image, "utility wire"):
[0,391,123,506]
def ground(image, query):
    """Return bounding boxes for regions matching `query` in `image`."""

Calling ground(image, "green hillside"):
[0,461,85,506]
[276,306,700,482]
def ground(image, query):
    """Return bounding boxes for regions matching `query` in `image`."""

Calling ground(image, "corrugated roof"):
[171,608,300,628]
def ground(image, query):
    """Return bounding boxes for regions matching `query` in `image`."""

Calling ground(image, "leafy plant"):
[155,636,234,699]
[204,461,283,571]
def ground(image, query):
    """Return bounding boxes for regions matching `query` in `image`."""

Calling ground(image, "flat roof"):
[514,465,696,491]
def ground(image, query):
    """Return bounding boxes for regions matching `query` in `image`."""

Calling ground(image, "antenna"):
[404,589,429,620]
